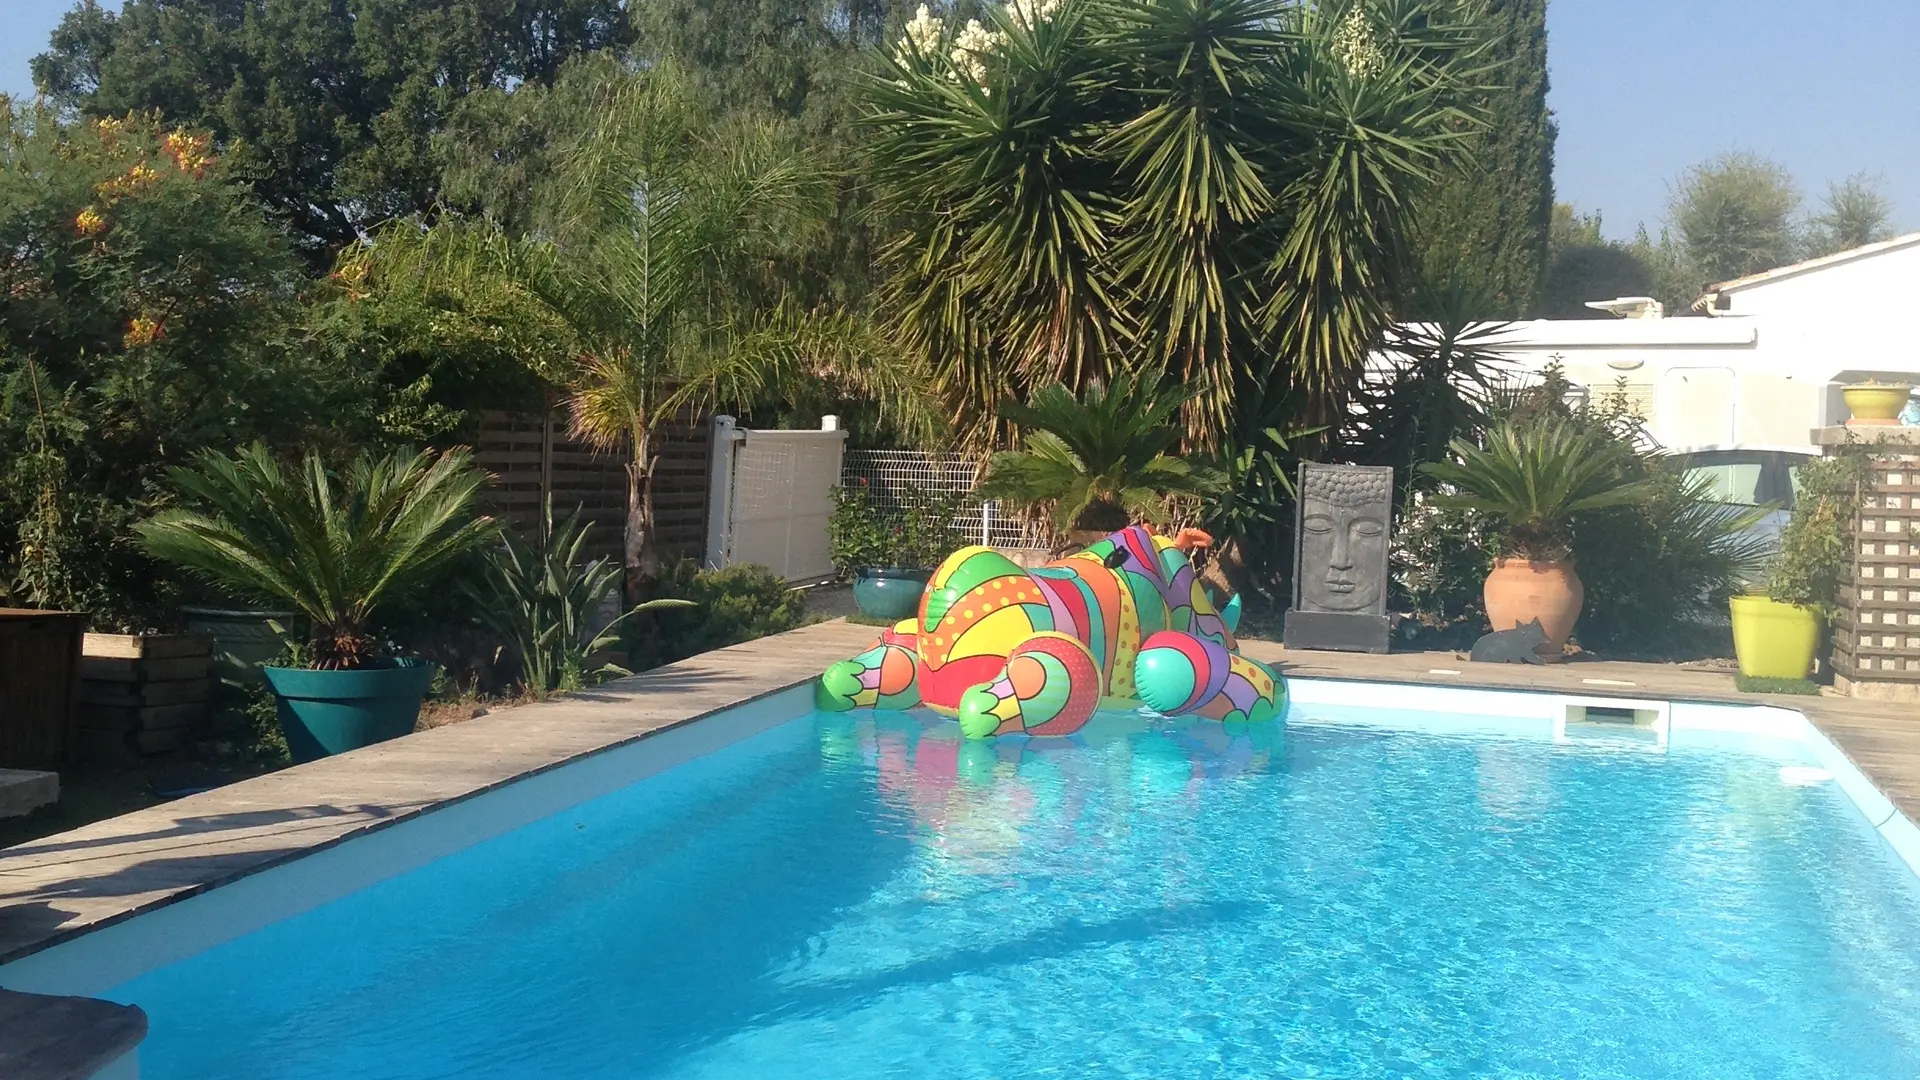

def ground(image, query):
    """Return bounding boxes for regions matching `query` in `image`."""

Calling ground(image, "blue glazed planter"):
[262,659,438,763]
[851,568,931,621]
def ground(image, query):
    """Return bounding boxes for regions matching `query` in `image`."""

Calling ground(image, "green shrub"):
[0,110,313,624]
[628,559,808,668]
[828,483,967,575]
[1768,450,1873,616]
[1390,498,1497,645]
[1570,471,1770,656]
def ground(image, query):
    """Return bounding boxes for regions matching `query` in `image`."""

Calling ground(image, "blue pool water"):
[111,707,1920,1079]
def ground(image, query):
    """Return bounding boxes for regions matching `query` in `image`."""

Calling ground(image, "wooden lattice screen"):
[1835,453,1920,688]
[473,407,712,567]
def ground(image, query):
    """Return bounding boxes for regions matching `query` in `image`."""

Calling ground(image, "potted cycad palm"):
[138,445,495,762]
[974,371,1223,549]
[1420,417,1657,658]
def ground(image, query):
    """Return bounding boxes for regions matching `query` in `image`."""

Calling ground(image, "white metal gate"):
[704,416,847,582]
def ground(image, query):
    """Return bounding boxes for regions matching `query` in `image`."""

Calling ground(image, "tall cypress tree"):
[1410,0,1555,317]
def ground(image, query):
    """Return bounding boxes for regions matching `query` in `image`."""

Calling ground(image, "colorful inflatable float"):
[817,524,1287,737]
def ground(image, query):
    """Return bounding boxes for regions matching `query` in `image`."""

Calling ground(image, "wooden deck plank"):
[0,620,876,966]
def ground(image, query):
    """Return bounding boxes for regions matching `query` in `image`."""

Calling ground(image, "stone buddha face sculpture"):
[1296,466,1391,614]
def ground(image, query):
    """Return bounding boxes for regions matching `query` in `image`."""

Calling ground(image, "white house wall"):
[1385,242,1920,456]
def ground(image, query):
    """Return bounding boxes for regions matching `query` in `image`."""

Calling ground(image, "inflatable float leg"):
[817,634,923,712]
[1133,630,1286,723]
[957,631,1103,739]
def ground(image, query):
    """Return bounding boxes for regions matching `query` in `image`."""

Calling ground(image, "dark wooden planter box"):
[0,610,86,769]
[79,633,213,758]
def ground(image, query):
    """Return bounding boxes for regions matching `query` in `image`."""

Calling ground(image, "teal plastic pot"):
[851,568,930,621]
[262,660,438,764]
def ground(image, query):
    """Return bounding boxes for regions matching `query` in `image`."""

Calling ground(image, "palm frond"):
[1419,417,1659,561]
[138,445,495,668]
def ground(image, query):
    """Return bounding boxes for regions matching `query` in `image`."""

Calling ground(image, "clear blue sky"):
[3,0,1916,242]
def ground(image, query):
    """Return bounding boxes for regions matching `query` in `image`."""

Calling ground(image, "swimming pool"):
[33,690,1920,1078]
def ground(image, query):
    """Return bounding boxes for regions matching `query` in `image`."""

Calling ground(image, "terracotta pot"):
[1483,558,1584,661]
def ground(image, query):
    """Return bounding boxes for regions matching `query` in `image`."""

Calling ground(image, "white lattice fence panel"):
[724,429,845,581]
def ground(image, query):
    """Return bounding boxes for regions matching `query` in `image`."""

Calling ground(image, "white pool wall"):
[1287,677,1920,880]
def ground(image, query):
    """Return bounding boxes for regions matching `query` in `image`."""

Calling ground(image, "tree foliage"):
[865,0,1488,444]
[1538,204,1652,317]
[348,61,921,590]
[638,0,917,116]
[1408,0,1554,318]
[1667,151,1801,287]
[0,107,337,624]
[1806,172,1896,258]
[33,0,635,254]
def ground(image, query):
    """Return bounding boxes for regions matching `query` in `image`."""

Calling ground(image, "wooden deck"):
[0,620,1914,975]
[0,621,877,967]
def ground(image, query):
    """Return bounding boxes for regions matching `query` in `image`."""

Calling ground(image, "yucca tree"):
[470,500,693,696]
[975,368,1223,533]
[344,61,932,595]
[865,0,1486,444]
[1418,417,1659,562]
[136,446,495,669]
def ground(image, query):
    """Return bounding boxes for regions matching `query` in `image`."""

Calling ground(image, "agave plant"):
[136,445,495,669]
[470,501,692,696]
[1418,418,1659,562]
[975,369,1223,534]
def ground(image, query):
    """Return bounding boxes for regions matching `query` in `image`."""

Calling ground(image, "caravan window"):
[1683,463,1764,505]
[1670,450,1808,509]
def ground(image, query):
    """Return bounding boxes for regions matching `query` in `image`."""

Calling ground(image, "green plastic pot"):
[1729,595,1820,680]
[851,568,930,621]
[262,659,438,763]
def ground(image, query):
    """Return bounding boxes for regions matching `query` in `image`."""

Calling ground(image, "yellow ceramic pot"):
[1729,595,1820,679]
[1842,383,1913,426]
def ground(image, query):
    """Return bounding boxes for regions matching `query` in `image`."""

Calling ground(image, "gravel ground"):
[798,582,861,621]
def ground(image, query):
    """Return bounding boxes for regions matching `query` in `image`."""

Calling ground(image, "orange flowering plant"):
[0,105,319,624]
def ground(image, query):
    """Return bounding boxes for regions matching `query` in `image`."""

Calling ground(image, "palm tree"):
[136,446,495,669]
[864,0,1487,444]
[345,62,932,594]
[975,369,1223,534]
[1418,417,1659,561]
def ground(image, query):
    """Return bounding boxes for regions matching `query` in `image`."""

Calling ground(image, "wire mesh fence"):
[840,449,1048,548]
